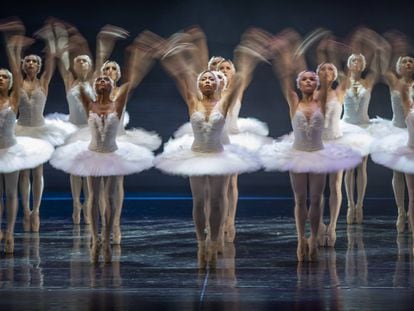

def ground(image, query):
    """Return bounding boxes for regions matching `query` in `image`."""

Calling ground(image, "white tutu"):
[154,134,261,176]
[365,117,406,138]
[333,121,374,156]
[229,132,273,152]
[16,119,78,147]
[50,141,154,177]
[370,131,414,173]
[64,126,162,151]
[174,117,269,138]
[0,137,54,173]
[259,135,362,174]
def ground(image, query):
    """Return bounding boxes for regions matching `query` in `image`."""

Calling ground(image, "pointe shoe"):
[308,236,319,262]
[355,206,363,225]
[217,235,225,255]
[225,224,236,243]
[112,225,122,245]
[90,241,101,264]
[82,203,91,225]
[396,211,406,234]
[326,225,337,248]
[4,233,14,254]
[197,241,207,269]
[346,206,355,225]
[207,241,218,268]
[318,223,327,247]
[72,203,81,225]
[23,211,31,232]
[103,242,112,263]
[297,237,308,262]
[30,211,40,232]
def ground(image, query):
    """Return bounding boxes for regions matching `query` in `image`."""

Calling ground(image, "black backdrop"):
[1,0,412,198]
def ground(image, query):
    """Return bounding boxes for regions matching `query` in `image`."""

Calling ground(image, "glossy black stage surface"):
[0,198,413,310]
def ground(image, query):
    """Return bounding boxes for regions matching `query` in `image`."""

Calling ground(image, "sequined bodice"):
[0,106,17,149]
[67,82,95,126]
[88,112,119,153]
[391,90,407,128]
[17,88,46,127]
[323,98,343,140]
[343,83,370,125]
[190,110,226,153]
[292,109,324,151]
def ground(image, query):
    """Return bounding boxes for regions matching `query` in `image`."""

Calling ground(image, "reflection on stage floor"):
[0,202,413,310]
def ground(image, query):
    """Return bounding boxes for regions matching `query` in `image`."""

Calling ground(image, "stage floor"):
[0,204,413,310]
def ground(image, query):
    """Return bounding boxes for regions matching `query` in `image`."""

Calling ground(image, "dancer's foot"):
[297,237,308,262]
[346,206,355,225]
[326,225,337,248]
[225,223,236,243]
[30,211,40,232]
[23,210,31,232]
[4,232,14,254]
[197,241,206,270]
[318,223,327,247]
[112,225,122,245]
[396,210,406,234]
[90,241,101,264]
[82,203,91,225]
[103,241,112,263]
[355,206,363,225]
[72,203,81,225]
[207,241,218,269]
[308,236,319,262]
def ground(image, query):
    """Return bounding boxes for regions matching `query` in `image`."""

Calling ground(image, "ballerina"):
[50,73,154,263]
[377,31,414,233]
[260,30,361,261]
[13,21,80,232]
[0,22,53,252]
[51,20,128,225]
[155,42,260,268]
[370,80,414,254]
[341,27,382,224]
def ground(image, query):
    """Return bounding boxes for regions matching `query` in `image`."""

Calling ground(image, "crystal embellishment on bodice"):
[343,84,370,125]
[18,88,46,127]
[190,110,226,153]
[0,106,17,149]
[323,99,343,140]
[292,109,324,151]
[88,112,119,153]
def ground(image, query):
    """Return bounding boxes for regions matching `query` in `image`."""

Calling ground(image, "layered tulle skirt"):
[154,134,261,176]
[259,135,363,174]
[0,137,54,173]
[370,131,414,174]
[15,119,77,146]
[50,141,154,177]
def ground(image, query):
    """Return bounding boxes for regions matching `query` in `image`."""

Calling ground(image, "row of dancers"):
[0,18,414,267]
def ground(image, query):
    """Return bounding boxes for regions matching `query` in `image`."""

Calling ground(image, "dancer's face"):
[102,62,120,82]
[218,61,235,82]
[23,55,40,75]
[298,72,318,93]
[0,70,11,91]
[198,72,217,96]
[74,56,91,75]
[209,57,224,71]
[94,76,113,94]
[349,55,364,72]
[399,56,414,75]
[318,63,336,83]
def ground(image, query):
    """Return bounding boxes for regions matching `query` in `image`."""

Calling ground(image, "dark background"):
[1,0,412,199]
